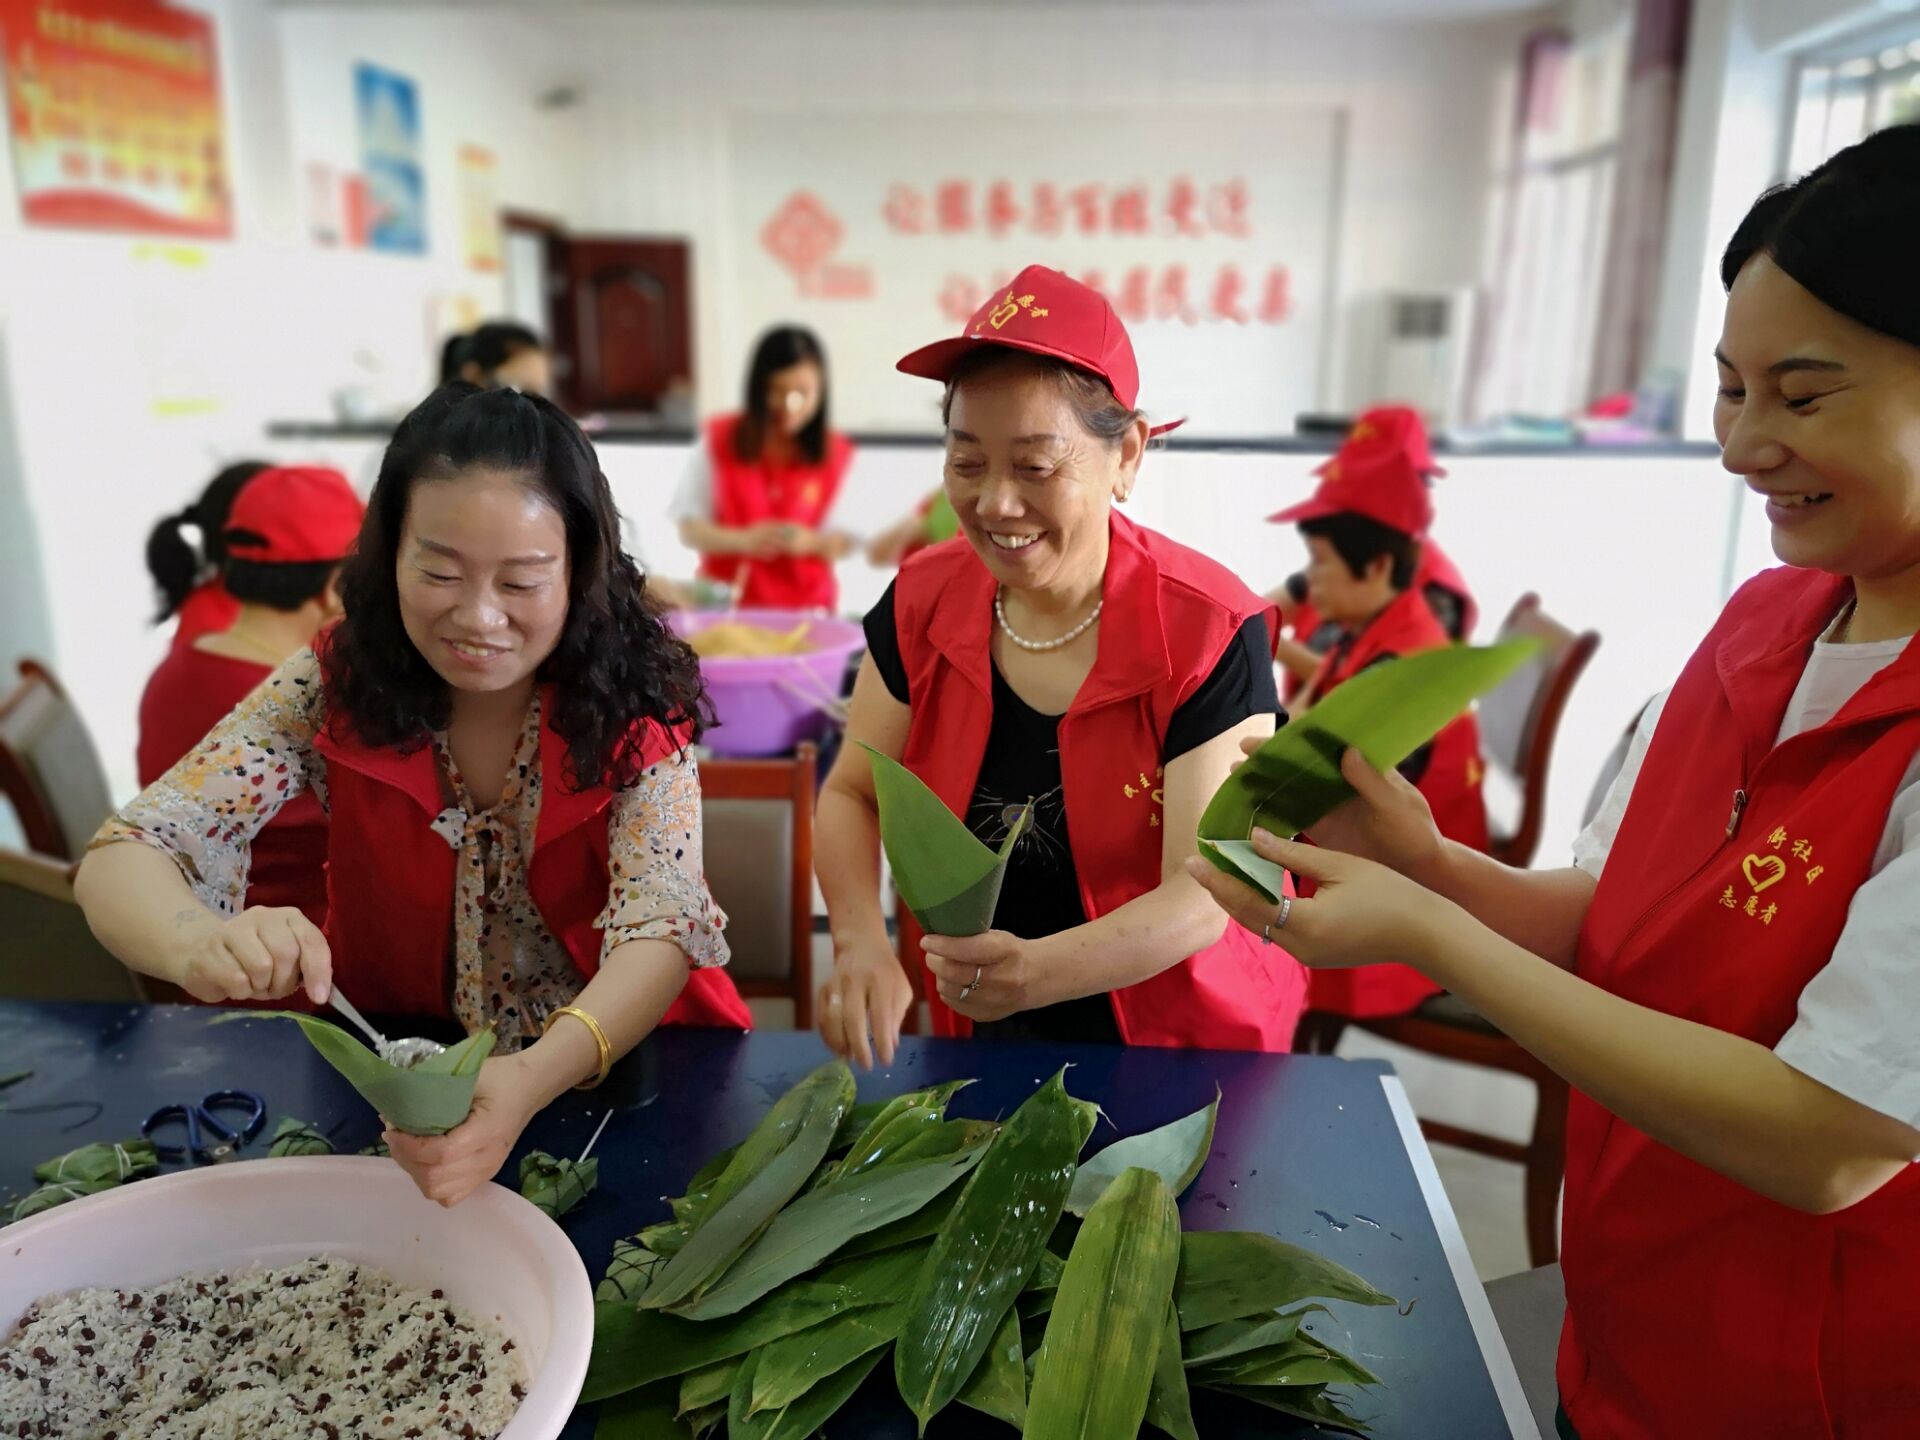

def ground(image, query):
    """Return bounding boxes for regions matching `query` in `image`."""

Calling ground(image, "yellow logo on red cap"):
[983,291,1046,332]
[1349,421,1378,443]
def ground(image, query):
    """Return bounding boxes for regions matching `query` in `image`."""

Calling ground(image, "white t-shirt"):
[1573,625,1920,1129]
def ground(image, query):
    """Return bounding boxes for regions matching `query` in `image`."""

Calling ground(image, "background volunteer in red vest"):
[78,383,749,1207]
[1268,458,1490,1024]
[136,465,365,935]
[144,459,271,652]
[814,265,1303,1068]
[1264,407,1478,699]
[1190,125,1920,1437]
[673,325,857,611]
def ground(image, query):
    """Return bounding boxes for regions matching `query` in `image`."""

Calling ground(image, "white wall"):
[557,2,1533,423]
[0,1,593,800]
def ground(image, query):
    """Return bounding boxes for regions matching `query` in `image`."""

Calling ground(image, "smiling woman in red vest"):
[1265,407,1479,701]
[814,265,1303,1068]
[674,325,856,611]
[1191,126,1920,1438]
[78,383,749,1206]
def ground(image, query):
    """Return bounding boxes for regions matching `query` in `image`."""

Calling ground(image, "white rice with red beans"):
[0,1258,524,1439]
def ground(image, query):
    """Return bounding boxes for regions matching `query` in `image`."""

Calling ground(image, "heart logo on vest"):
[1742,854,1787,894]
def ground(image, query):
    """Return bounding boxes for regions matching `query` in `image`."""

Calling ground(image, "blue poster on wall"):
[355,62,425,254]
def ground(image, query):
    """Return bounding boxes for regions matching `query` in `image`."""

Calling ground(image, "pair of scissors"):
[141,1089,267,1163]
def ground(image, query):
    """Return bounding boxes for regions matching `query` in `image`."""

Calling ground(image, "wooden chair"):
[0,660,116,862]
[1312,596,1601,1268]
[699,743,818,1029]
[0,844,148,1003]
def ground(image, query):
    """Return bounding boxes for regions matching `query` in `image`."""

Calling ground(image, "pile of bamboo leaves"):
[585,1063,1395,1438]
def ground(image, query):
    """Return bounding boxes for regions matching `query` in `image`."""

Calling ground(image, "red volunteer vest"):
[1559,566,1920,1438]
[312,690,750,1031]
[892,513,1305,1051]
[1301,587,1490,1019]
[698,413,853,612]
[169,580,239,652]
[1280,540,1478,702]
[138,645,328,930]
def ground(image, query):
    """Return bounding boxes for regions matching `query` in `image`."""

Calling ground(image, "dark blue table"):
[0,1003,1531,1438]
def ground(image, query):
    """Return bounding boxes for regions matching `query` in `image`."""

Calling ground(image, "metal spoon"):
[329,989,447,1070]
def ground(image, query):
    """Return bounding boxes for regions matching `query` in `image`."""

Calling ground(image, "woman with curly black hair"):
[79,384,749,1206]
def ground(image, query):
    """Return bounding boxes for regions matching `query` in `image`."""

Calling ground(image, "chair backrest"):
[1581,696,1654,831]
[698,744,817,1028]
[1478,595,1601,869]
[0,844,145,1003]
[0,660,116,861]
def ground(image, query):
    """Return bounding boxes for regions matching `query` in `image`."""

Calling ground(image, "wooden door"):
[564,239,692,413]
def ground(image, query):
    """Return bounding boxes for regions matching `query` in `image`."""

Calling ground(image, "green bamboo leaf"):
[1182,1305,1330,1368]
[1205,1382,1374,1435]
[671,1147,986,1320]
[833,1100,892,1152]
[832,1184,963,1262]
[1017,1249,1068,1321]
[519,1151,599,1219]
[1145,1298,1199,1440]
[733,1347,886,1440]
[1194,1331,1382,1388]
[924,489,960,542]
[0,1070,33,1089]
[836,1080,974,1181]
[1196,837,1291,905]
[642,1062,855,1311]
[266,1117,334,1158]
[751,1303,906,1414]
[31,1138,159,1186]
[584,1286,874,1402]
[859,741,1031,936]
[1026,1167,1182,1440]
[210,1011,495,1136]
[1176,1232,1395,1330]
[359,1137,390,1158]
[678,1358,740,1416]
[11,1179,118,1222]
[957,1303,1026,1429]
[685,1401,726,1439]
[591,1379,683,1438]
[1066,1091,1218,1217]
[1199,640,1539,846]
[894,1068,1082,1430]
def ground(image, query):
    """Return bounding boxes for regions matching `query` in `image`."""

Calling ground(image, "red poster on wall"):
[0,0,232,237]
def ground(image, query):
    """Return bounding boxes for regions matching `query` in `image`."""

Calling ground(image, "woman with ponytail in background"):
[146,461,269,650]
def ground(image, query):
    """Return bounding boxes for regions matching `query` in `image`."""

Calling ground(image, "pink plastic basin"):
[672,609,865,757]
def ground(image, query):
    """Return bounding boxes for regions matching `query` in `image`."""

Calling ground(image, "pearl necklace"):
[994,587,1103,652]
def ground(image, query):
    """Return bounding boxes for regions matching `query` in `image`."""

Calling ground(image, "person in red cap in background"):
[1266,407,1478,700]
[82,383,749,1209]
[814,264,1302,1065]
[675,325,858,611]
[144,460,272,651]
[136,466,365,937]
[1267,438,1491,1027]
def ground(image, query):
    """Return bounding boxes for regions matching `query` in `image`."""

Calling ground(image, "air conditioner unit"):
[1357,289,1478,430]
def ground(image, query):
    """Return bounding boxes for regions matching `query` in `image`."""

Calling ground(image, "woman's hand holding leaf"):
[385,1055,538,1207]
[173,905,332,1005]
[1186,830,1458,973]
[922,930,1050,1023]
[817,930,914,1071]
[1239,740,1445,883]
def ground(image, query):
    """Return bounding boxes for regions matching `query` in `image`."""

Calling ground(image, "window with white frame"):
[1786,24,1920,175]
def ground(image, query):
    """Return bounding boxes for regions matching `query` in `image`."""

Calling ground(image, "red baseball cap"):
[224,466,365,564]
[896,264,1183,436]
[1268,405,1441,536]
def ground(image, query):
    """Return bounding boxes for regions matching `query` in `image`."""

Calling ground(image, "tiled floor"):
[749,936,1548,1283]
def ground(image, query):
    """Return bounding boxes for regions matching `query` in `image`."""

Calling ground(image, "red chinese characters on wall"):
[942,264,1294,329]
[883,177,1256,240]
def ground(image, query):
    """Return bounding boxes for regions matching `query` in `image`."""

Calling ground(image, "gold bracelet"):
[543,1005,612,1090]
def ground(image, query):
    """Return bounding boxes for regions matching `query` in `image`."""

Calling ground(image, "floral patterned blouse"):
[90,649,729,1050]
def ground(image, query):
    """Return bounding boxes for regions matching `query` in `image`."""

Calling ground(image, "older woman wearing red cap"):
[134,466,366,934]
[1267,407,1478,699]
[1266,439,1491,1023]
[814,265,1303,1065]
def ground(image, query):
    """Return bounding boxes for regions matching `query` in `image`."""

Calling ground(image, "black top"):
[864,583,1279,1044]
